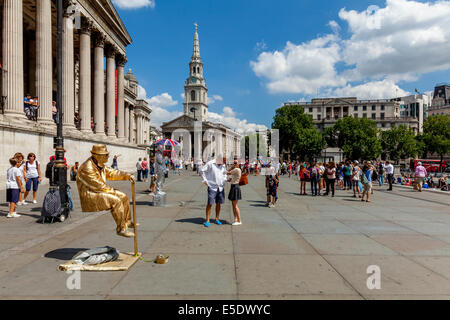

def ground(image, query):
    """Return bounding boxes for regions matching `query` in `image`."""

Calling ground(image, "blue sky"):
[113,0,450,132]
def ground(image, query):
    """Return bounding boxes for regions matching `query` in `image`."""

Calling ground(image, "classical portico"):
[0,0,152,186]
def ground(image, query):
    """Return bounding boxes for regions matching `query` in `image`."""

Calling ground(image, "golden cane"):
[131,181,138,256]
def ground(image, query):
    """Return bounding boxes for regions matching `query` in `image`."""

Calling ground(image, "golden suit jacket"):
[76,157,130,212]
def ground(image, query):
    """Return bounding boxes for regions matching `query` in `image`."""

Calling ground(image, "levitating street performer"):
[76,144,136,238]
[155,144,166,195]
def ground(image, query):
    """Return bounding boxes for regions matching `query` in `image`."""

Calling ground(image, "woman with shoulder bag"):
[227,160,242,226]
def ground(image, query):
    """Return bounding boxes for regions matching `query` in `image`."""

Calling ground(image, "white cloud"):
[138,86,180,127]
[255,40,268,51]
[339,0,450,81]
[148,93,178,108]
[251,0,450,98]
[209,107,268,135]
[250,35,346,94]
[112,0,155,9]
[328,79,409,100]
[207,94,223,104]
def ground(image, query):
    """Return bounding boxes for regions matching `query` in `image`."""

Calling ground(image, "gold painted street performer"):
[76,144,136,238]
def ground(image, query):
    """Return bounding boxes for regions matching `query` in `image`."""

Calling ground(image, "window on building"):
[309,108,313,113]
[382,123,386,128]
[317,114,321,120]
[191,90,196,101]
[372,105,376,111]
[354,106,358,111]
[381,113,385,119]
[354,113,358,118]
[371,114,375,119]
[317,107,321,112]
[381,105,385,111]
[363,113,367,118]
[363,106,367,111]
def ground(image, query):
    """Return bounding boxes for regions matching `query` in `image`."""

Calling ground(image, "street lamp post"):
[53,0,69,221]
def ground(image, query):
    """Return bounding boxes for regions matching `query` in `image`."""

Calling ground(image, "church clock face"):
[190,77,197,84]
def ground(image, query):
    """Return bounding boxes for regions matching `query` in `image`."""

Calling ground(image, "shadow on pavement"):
[135,201,154,206]
[175,217,205,225]
[249,204,268,207]
[45,248,88,261]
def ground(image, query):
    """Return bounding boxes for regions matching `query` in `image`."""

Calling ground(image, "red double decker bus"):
[410,159,446,173]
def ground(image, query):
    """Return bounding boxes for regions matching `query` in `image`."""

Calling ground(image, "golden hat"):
[90,144,109,155]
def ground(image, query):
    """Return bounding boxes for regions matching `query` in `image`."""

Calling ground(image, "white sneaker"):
[32,200,37,204]
[7,212,21,218]
[21,200,27,205]
[232,222,242,226]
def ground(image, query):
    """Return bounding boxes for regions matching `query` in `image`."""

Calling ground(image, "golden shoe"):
[127,222,140,228]
[117,229,135,238]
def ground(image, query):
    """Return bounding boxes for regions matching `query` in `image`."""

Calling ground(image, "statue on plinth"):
[76,144,136,238]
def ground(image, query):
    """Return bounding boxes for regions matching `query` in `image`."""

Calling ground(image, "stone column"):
[136,114,141,145]
[124,103,130,141]
[62,6,75,129]
[79,18,93,132]
[93,32,106,135]
[35,0,53,124]
[105,45,116,137]
[130,107,135,143]
[117,55,127,139]
[3,0,24,117]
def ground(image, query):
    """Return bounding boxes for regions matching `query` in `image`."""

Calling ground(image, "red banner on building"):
[115,69,118,116]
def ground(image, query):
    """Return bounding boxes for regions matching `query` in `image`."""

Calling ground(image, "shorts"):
[26,177,39,192]
[150,176,156,186]
[207,187,225,205]
[352,180,360,187]
[363,182,372,193]
[267,186,278,199]
[6,189,20,203]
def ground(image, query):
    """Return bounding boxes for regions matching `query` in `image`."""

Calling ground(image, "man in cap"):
[76,144,136,237]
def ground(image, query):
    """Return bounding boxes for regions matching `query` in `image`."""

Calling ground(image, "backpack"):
[311,168,318,180]
[41,188,62,218]
[25,160,38,172]
[45,159,54,180]
[362,172,369,185]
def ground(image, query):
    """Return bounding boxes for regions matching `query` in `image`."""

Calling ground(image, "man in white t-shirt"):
[200,155,227,227]
[385,161,394,191]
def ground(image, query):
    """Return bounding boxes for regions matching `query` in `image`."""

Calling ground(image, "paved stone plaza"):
[0,172,449,300]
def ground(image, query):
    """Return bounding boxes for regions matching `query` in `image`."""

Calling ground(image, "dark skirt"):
[228,184,242,201]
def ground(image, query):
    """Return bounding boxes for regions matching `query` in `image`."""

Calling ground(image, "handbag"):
[239,173,248,186]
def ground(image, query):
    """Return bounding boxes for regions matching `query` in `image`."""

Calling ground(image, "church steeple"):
[192,23,201,62]
[184,23,208,122]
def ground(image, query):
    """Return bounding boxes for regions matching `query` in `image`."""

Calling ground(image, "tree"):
[272,104,324,160]
[328,117,382,160]
[380,125,420,161]
[421,115,450,171]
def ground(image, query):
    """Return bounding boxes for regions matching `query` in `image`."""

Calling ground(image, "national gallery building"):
[0,0,151,185]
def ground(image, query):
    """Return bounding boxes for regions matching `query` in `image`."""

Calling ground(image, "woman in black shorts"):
[227,160,242,226]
